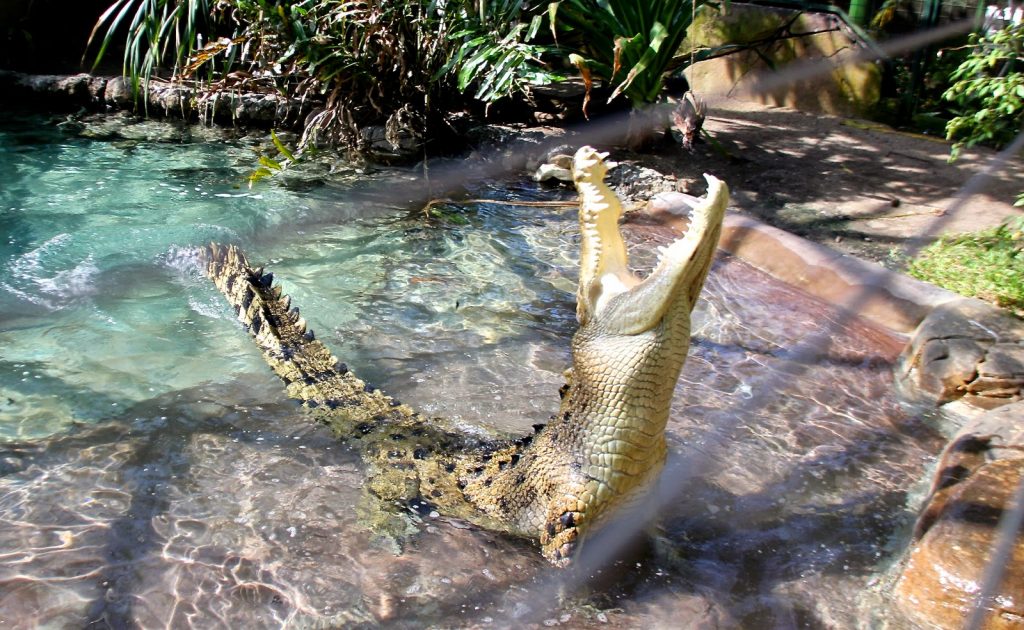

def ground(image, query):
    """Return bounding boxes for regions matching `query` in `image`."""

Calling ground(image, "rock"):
[103,77,132,108]
[87,76,108,102]
[54,73,91,100]
[645,191,706,217]
[533,155,573,183]
[896,298,1024,409]
[533,164,572,183]
[524,143,575,171]
[893,401,1024,629]
[547,153,573,170]
[75,112,192,143]
[0,71,97,108]
[971,345,1024,401]
[1,71,313,129]
[19,73,60,93]
[606,161,680,204]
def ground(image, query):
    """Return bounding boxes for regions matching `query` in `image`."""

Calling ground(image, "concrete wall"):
[683,4,882,117]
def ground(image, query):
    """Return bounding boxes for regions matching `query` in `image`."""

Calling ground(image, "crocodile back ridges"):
[201,243,415,428]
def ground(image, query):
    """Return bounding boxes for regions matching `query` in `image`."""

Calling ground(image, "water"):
[0,114,939,628]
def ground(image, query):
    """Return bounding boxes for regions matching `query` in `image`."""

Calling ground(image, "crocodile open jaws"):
[201,146,729,566]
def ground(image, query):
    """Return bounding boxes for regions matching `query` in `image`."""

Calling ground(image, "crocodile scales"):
[201,146,729,565]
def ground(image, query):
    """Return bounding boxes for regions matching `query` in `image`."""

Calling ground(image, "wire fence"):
[97,13,1016,628]
[289,17,1022,626]
[492,126,1024,630]
[374,18,1022,629]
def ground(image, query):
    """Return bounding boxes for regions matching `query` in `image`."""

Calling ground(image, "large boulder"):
[896,298,1024,409]
[893,401,1024,628]
[681,5,881,117]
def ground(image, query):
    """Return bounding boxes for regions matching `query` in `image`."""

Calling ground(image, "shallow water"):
[0,114,940,628]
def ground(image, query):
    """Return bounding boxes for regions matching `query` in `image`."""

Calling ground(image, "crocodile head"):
[534,146,728,563]
[573,145,727,332]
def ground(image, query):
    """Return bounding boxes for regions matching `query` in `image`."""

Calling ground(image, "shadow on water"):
[489,416,937,628]
[0,388,279,627]
[0,285,932,626]
[82,415,193,627]
[0,385,345,627]
[452,248,945,627]
[0,360,133,440]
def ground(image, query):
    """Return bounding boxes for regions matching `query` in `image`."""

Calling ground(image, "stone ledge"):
[0,70,309,126]
[644,191,1022,414]
[645,191,959,335]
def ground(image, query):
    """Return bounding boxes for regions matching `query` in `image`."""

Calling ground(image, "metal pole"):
[848,0,872,26]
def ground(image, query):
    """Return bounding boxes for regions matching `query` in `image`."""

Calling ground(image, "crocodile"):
[200,146,729,565]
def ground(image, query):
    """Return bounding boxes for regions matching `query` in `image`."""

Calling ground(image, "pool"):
[0,113,939,628]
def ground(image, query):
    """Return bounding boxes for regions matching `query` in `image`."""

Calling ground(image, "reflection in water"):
[0,115,940,627]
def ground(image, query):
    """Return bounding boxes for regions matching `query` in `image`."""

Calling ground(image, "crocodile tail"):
[201,243,404,418]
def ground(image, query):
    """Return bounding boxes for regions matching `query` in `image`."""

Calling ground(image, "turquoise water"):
[0,116,576,441]
[0,114,940,628]
[1,119,282,437]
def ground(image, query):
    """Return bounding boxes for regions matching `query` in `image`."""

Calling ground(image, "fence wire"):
[487,126,1024,629]
[389,20,1021,629]
[240,16,1020,628]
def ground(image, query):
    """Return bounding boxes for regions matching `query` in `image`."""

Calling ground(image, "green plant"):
[86,0,214,96]
[908,218,1024,317]
[248,129,298,188]
[548,0,709,107]
[441,1,563,103]
[943,21,1024,160]
[87,1,466,150]
[86,0,716,152]
[252,0,456,148]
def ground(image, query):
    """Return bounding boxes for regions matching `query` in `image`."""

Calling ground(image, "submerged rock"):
[896,298,1024,409]
[893,401,1024,628]
[534,153,573,183]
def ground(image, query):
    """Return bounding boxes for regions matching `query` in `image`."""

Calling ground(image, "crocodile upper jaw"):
[573,146,729,334]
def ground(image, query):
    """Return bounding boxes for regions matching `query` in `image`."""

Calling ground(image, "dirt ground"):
[628,95,1024,268]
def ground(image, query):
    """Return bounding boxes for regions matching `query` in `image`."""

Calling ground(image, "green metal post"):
[847,0,871,26]
[974,0,987,30]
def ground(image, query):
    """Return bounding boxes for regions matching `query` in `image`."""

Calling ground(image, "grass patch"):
[907,218,1024,318]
